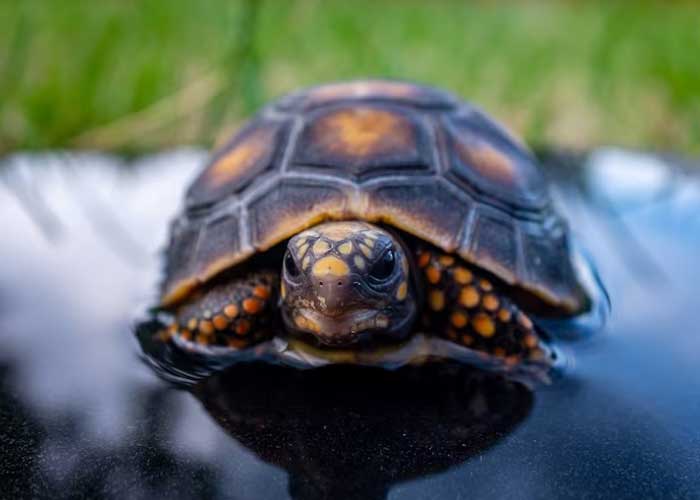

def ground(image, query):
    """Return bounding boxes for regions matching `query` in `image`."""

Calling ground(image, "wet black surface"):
[0,149,699,499]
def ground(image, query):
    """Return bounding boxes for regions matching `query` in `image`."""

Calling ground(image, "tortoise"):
[158,79,593,375]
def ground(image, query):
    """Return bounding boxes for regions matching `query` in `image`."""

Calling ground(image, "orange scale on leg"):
[213,315,229,330]
[224,304,239,318]
[478,279,493,292]
[243,298,264,315]
[472,313,495,338]
[450,311,468,328]
[453,267,473,285]
[199,320,215,335]
[253,285,271,300]
[425,267,441,285]
[482,294,500,312]
[459,286,480,308]
[497,308,512,322]
[417,252,431,268]
[236,319,251,336]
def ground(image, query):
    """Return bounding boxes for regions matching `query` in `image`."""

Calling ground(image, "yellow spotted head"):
[281,221,416,346]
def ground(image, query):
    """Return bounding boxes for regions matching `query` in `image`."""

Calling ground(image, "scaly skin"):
[416,248,553,367]
[162,222,552,371]
[165,271,278,348]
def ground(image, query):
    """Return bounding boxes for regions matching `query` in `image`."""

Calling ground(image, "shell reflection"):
[193,364,532,500]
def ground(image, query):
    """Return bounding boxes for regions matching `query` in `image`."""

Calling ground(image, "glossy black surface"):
[0,149,698,499]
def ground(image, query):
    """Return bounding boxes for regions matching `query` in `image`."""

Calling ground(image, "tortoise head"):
[280,221,417,346]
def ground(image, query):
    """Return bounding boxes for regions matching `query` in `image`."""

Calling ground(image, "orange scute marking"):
[457,140,518,188]
[204,126,276,189]
[314,107,413,158]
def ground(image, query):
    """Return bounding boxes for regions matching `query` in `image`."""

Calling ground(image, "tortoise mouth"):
[282,334,416,364]
[288,308,393,347]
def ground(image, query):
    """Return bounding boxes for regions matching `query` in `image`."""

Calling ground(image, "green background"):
[2,0,699,155]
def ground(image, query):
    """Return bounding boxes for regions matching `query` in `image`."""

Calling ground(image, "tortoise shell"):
[162,80,587,314]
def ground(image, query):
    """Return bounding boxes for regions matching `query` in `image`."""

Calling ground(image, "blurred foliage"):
[1,0,699,154]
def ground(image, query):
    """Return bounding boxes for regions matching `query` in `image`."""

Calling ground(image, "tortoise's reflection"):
[193,364,533,500]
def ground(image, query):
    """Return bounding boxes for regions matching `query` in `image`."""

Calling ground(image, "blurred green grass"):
[1,0,699,154]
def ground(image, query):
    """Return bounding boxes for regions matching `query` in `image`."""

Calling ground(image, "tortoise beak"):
[311,273,358,316]
[298,272,384,345]
[291,308,390,346]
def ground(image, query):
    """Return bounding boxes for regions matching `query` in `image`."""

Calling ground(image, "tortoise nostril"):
[318,279,345,288]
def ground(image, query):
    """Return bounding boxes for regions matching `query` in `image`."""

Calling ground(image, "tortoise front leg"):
[166,270,279,349]
[416,249,554,367]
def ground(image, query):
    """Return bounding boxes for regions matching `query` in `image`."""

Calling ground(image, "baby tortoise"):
[158,80,592,374]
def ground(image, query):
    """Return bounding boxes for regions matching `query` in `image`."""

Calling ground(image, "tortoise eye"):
[369,250,395,281]
[284,251,300,278]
